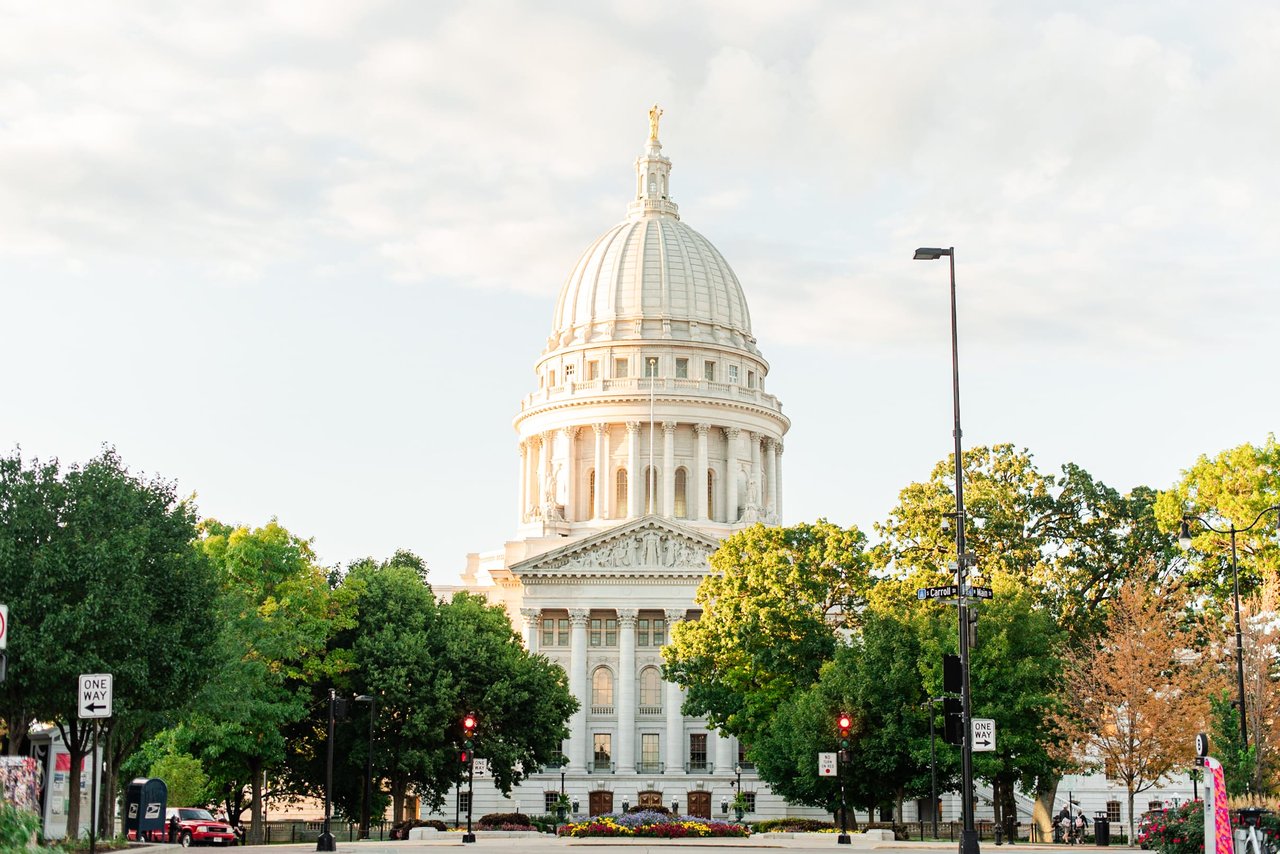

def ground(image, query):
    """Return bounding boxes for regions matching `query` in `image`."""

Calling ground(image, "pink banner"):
[1203,757,1232,854]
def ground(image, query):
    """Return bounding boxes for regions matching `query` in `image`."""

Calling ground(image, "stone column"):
[568,609,590,770]
[517,440,528,521]
[520,607,541,653]
[714,729,733,774]
[775,442,784,522]
[562,426,578,520]
[764,439,778,519]
[527,435,541,516]
[750,433,762,509]
[664,608,687,773]
[593,424,608,520]
[661,422,676,517]
[626,422,641,518]
[723,428,740,523]
[694,424,710,521]
[616,609,638,774]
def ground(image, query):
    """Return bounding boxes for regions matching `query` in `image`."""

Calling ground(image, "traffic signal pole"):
[837,714,852,845]
[462,713,476,844]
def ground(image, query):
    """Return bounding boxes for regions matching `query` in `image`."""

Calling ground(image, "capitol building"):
[431,110,807,822]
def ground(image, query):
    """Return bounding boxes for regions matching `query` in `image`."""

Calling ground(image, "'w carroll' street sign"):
[78,673,113,719]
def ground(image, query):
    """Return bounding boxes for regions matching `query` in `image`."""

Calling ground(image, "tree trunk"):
[249,759,265,844]
[6,709,33,755]
[999,774,1018,842]
[56,719,91,840]
[1032,776,1060,844]
[1127,785,1136,844]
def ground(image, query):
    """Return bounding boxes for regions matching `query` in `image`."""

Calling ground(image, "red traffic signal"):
[462,713,477,734]
[837,714,852,735]
[459,750,470,764]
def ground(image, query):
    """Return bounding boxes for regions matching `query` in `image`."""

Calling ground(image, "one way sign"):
[971,718,995,751]
[78,673,113,719]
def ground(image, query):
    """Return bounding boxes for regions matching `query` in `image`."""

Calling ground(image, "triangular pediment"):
[510,515,720,578]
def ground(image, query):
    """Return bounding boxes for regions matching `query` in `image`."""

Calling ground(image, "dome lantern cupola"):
[628,104,679,220]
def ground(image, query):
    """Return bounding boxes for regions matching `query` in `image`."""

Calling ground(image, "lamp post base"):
[315,832,336,852]
[462,832,476,843]
[961,828,981,854]
[837,834,851,844]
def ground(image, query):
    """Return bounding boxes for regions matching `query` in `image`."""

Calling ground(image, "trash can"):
[1094,811,1110,846]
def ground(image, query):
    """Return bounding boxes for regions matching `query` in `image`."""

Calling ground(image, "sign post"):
[79,674,112,854]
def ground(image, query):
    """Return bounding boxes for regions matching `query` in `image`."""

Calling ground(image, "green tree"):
[661,521,872,749]
[181,519,343,842]
[0,448,218,839]
[150,751,212,808]
[1208,690,1255,797]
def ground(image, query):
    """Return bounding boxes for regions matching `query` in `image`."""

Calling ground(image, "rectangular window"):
[545,792,559,813]
[704,360,715,381]
[558,619,569,645]
[747,370,755,388]
[743,792,756,812]
[728,365,739,384]
[738,741,752,768]
[587,360,599,381]
[675,358,688,378]
[652,618,666,646]
[1107,801,1121,823]
[458,791,471,815]
[1148,801,1164,812]
[605,618,617,646]
[590,618,602,646]
[636,619,650,646]
[593,734,612,763]
[549,370,556,386]
[542,618,555,648]
[641,733,660,767]
[615,358,629,378]
[644,357,658,377]
[565,364,575,381]
[689,733,707,770]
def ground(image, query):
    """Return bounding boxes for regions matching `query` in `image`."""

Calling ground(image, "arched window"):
[706,469,715,520]
[644,466,660,514]
[588,469,596,517]
[592,667,614,707]
[639,666,662,707]
[674,467,688,518]
[616,469,628,517]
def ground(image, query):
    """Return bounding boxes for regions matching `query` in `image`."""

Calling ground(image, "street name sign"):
[78,673,113,719]
[971,718,995,751]
[818,752,837,777]
[917,585,957,600]
[0,603,7,649]
[967,586,994,600]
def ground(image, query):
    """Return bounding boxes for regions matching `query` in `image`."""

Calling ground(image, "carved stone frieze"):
[538,527,713,571]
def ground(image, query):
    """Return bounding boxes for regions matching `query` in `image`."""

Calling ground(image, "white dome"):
[546,136,757,356]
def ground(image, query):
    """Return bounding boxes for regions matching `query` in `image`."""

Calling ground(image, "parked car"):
[165,807,238,847]
[1137,809,1167,849]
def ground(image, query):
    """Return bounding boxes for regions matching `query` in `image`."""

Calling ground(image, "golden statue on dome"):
[648,104,662,141]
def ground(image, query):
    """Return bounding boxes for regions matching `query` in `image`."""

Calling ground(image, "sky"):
[3,1,1277,583]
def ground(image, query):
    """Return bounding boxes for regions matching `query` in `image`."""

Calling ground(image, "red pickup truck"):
[165,807,238,847]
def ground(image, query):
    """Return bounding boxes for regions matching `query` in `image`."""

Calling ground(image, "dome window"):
[587,360,599,381]
[588,469,596,517]
[615,469,628,517]
[747,370,755,389]
[675,358,688,379]
[644,357,659,378]
[703,360,716,382]
[728,365,739,384]
[706,469,715,520]
[614,358,629,378]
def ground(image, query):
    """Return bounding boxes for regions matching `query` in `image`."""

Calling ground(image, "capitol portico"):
[434,109,805,821]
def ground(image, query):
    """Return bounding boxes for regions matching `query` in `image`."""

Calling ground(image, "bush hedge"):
[477,812,533,829]
[752,817,834,832]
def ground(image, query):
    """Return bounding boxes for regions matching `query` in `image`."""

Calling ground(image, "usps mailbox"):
[124,777,168,842]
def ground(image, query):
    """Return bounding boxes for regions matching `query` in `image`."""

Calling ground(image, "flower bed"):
[558,810,750,838]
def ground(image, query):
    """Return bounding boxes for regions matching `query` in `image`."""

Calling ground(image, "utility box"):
[124,778,168,842]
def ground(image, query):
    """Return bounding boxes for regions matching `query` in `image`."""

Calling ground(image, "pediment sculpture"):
[540,529,712,571]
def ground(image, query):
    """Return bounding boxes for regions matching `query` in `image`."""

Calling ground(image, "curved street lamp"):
[1178,506,1280,751]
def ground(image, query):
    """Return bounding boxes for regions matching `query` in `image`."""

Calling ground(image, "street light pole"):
[1179,506,1280,754]
[354,695,376,839]
[317,689,336,852]
[915,246,978,854]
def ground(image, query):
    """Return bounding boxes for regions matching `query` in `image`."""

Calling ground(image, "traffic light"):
[461,712,477,761]
[837,713,853,764]
[943,697,963,746]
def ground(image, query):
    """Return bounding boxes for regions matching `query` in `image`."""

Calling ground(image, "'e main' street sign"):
[78,673,113,719]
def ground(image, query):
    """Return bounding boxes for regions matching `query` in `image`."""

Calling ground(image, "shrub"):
[753,817,835,832]
[0,803,40,850]
[627,804,671,815]
[389,818,448,839]
[477,812,532,829]
[1143,801,1204,854]
[527,814,559,833]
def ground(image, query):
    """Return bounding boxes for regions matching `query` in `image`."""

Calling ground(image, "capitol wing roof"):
[509,515,720,579]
